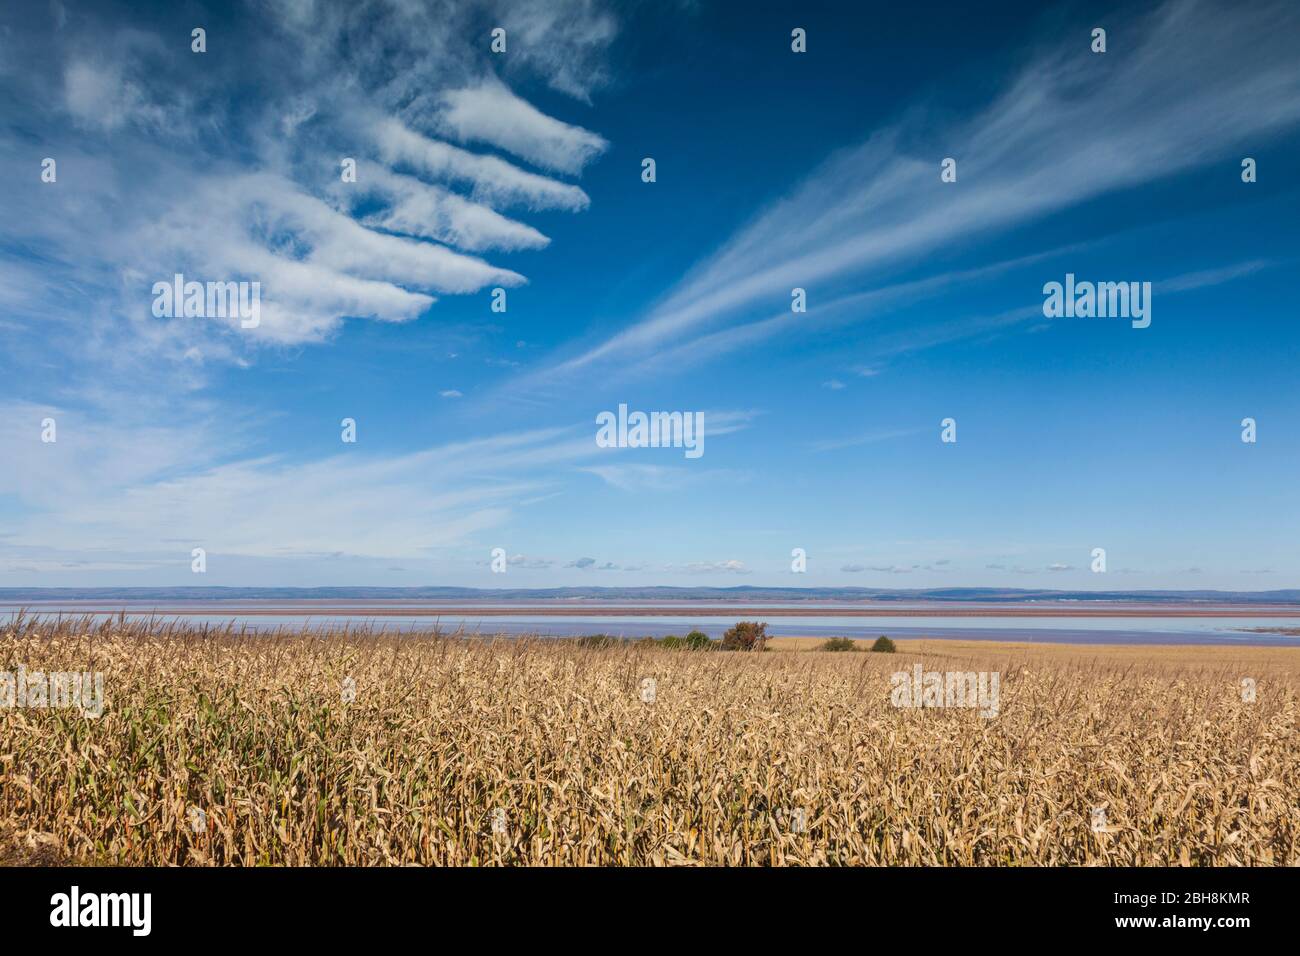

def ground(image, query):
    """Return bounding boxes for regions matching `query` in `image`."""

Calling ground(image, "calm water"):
[4,602,1300,646]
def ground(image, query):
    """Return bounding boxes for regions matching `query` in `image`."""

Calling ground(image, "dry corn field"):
[2,617,1298,866]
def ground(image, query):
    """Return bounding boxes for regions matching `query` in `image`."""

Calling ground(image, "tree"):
[870,636,896,653]
[720,621,768,652]
[683,630,713,650]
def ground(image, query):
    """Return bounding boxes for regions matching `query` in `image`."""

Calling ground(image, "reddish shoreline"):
[12,604,1300,618]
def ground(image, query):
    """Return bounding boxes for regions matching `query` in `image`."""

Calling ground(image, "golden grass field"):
[2,618,1297,866]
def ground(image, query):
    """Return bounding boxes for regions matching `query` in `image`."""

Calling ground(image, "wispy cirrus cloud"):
[369,115,592,212]
[526,0,1300,385]
[0,398,752,571]
[436,77,609,174]
[0,406,576,561]
[674,560,750,575]
[809,428,921,453]
[486,0,618,101]
[334,163,551,253]
[0,0,616,369]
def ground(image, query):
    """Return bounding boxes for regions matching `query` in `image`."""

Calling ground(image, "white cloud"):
[343,164,550,252]
[121,171,530,344]
[536,0,1300,379]
[1155,260,1273,294]
[62,34,189,134]
[505,554,554,569]
[4,3,613,362]
[371,116,592,211]
[491,0,618,101]
[582,463,703,492]
[0,398,757,570]
[227,173,523,293]
[0,410,600,562]
[64,59,165,131]
[673,560,750,575]
[438,78,608,174]
[809,428,919,453]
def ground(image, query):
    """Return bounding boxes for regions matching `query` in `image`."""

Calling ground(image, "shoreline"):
[6,603,1300,618]
[766,635,1300,657]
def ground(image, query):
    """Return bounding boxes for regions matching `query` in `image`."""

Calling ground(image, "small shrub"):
[577,634,618,649]
[720,621,768,652]
[822,637,857,652]
[683,630,714,650]
[660,635,683,649]
[870,635,896,653]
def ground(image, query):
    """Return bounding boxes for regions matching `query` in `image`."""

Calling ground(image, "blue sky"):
[1,0,1298,589]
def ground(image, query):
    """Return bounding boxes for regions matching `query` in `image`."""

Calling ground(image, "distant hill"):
[1,586,1297,604]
